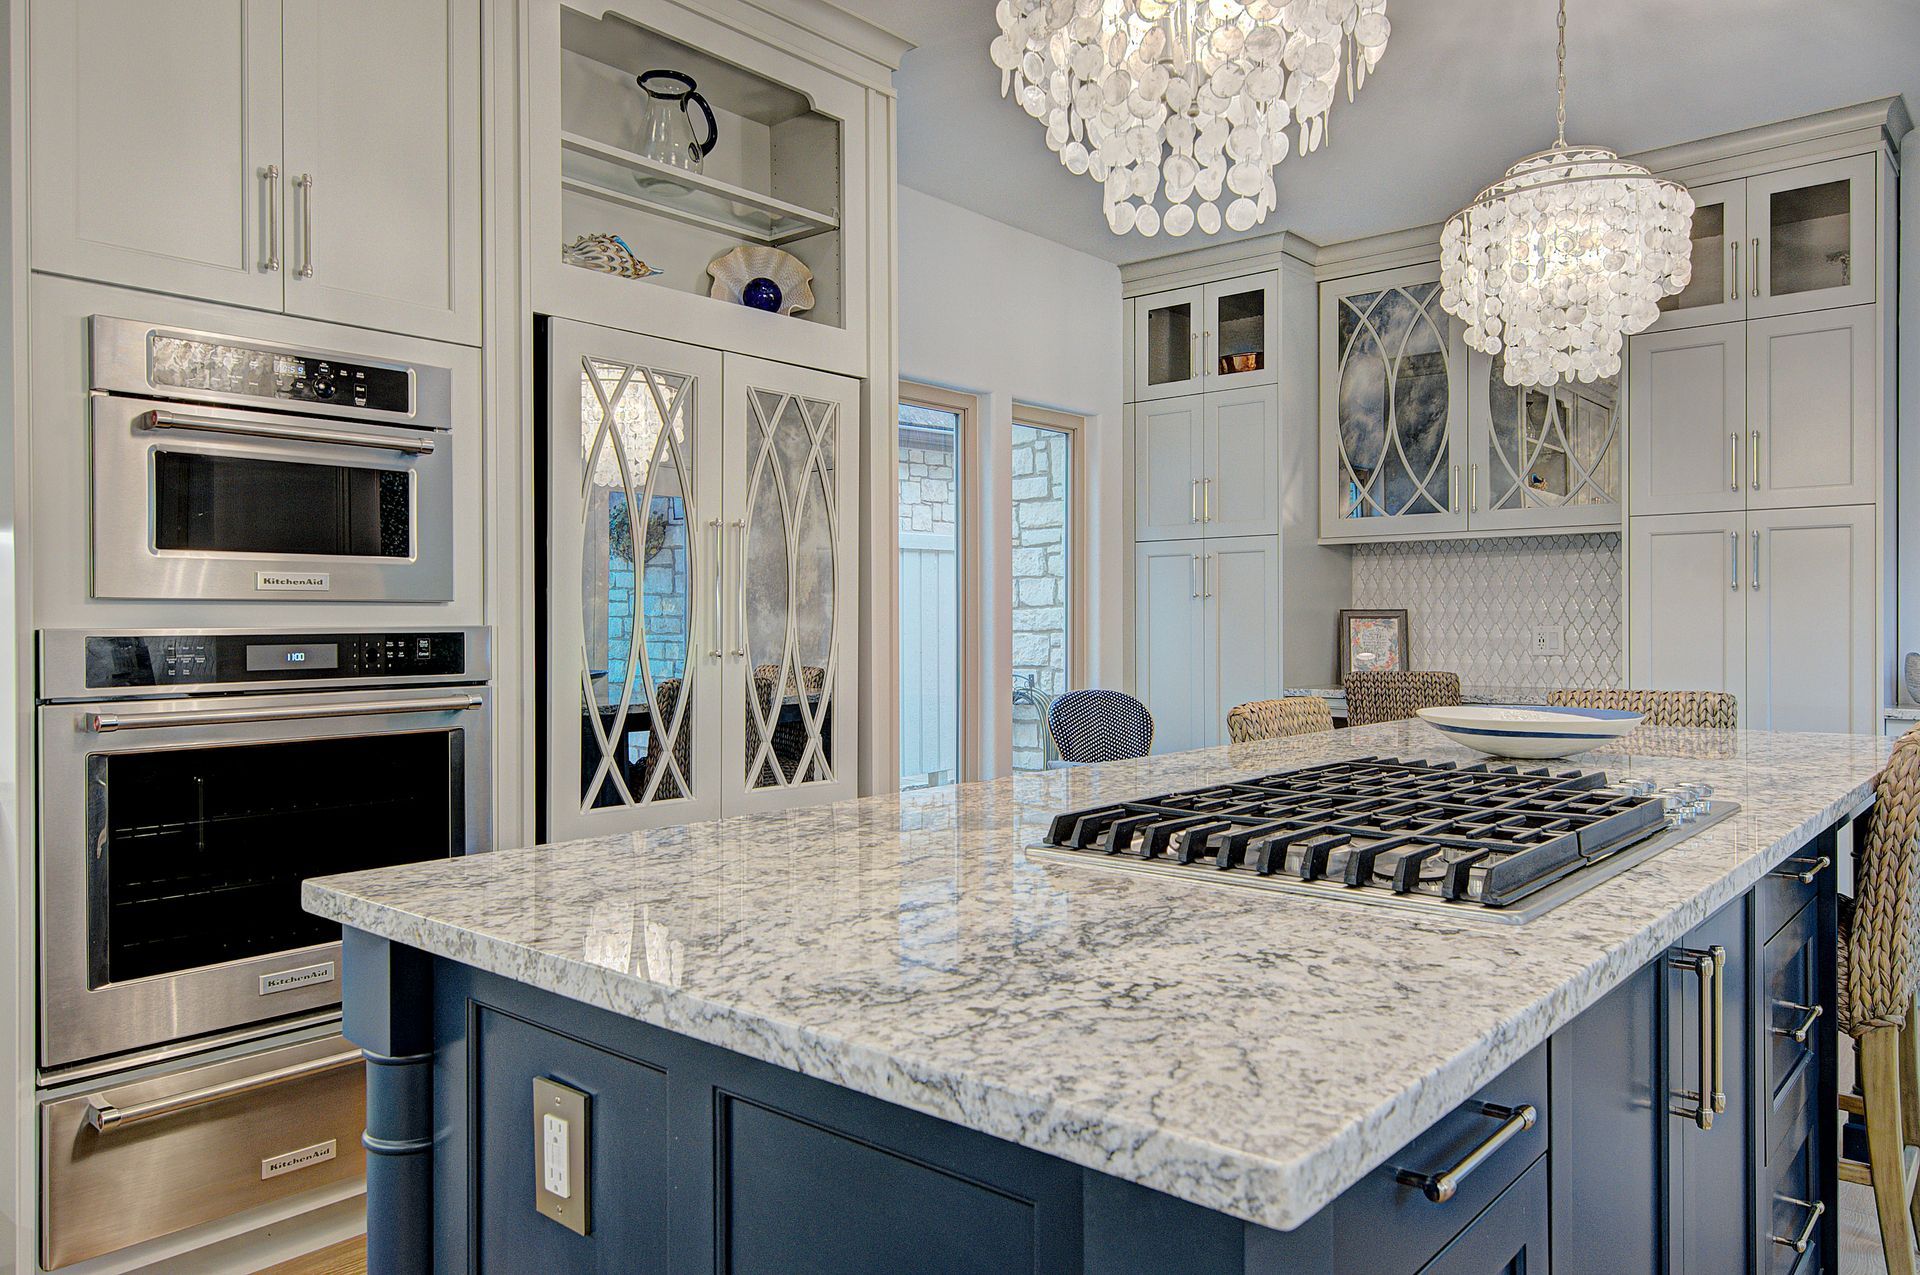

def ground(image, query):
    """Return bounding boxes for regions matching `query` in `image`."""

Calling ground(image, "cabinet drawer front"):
[1763,899,1824,1165]
[1758,848,1830,943]
[1765,1131,1824,1275]
[1301,1044,1547,1274]
[40,1034,363,1269]
[1416,1155,1548,1275]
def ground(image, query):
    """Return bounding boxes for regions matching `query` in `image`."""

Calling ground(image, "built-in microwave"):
[87,315,456,603]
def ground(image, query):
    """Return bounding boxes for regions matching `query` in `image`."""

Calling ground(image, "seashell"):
[562,233,663,280]
[707,245,814,316]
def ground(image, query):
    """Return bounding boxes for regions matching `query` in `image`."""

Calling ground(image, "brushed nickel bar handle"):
[1730,532,1739,592]
[1469,463,1478,513]
[730,518,747,659]
[1671,947,1721,1129]
[85,1048,363,1132]
[1730,432,1740,491]
[1190,480,1200,524]
[1708,944,1727,1113]
[708,518,725,660]
[297,172,315,278]
[1751,237,1761,298]
[1751,530,1761,591]
[1777,855,1832,885]
[139,409,435,456]
[1394,1102,1537,1203]
[261,163,281,272]
[1450,465,1461,514]
[1190,553,1200,599]
[1202,477,1212,523]
[1750,430,1761,492]
[87,694,483,733]
[1770,1198,1824,1254]
[1203,553,1213,599]
[1730,239,1740,302]
[1771,1001,1824,1045]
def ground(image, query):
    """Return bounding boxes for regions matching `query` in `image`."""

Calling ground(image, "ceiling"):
[834,0,1920,264]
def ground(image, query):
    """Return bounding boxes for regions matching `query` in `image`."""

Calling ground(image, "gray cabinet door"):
[1745,306,1877,511]
[29,0,284,310]
[1648,177,1749,333]
[1744,504,1875,734]
[1133,396,1208,541]
[1629,323,1748,517]
[1206,536,1281,745]
[1745,154,1878,320]
[282,0,482,344]
[1133,287,1206,400]
[1202,386,1280,539]
[1134,542,1207,754]
[1628,512,1747,700]
[1668,900,1753,1275]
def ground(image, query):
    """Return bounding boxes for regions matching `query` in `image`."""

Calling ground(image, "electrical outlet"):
[1530,624,1565,657]
[533,1077,590,1236]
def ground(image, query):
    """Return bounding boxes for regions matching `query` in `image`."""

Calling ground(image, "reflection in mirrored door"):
[1331,277,1459,527]
[1482,357,1621,516]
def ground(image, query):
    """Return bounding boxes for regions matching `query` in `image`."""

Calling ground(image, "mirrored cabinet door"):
[1650,178,1746,332]
[1203,273,1277,391]
[545,320,725,840]
[1132,286,1204,400]
[1747,154,1877,318]
[1464,350,1623,532]
[721,354,859,814]
[1319,267,1466,538]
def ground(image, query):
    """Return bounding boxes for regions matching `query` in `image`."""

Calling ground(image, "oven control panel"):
[84,631,469,688]
[147,333,413,413]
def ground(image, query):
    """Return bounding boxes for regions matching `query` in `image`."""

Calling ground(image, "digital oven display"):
[244,643,340,672]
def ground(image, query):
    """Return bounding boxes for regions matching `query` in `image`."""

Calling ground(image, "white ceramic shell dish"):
[707,245,814,316]
[1416,704,1643,760]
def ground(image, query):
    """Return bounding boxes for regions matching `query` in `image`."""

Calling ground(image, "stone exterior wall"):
[1010,426,1070,771]
[898,441,957,537]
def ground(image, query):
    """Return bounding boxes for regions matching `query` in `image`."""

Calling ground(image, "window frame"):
[1009,403,1088,758]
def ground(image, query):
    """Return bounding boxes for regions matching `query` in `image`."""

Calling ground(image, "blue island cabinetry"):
[341,826,1837,1275]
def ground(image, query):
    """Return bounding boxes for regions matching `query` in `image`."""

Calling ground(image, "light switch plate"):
[1530,624,1565,657]
[533,1077,590,1235]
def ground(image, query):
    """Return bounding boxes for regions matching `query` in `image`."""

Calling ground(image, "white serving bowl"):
[1415,704,1643,760]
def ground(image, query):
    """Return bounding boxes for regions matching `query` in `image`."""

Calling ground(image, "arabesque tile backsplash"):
[1351,534,1623,701]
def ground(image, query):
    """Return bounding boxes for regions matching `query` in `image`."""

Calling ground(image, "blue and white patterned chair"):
[1047,689,1154,765]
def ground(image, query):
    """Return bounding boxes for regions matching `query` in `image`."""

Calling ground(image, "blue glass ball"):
[740,277,783,312]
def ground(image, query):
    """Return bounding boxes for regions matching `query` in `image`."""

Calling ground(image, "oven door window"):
[87,730,462,985]
[153,450,413,558]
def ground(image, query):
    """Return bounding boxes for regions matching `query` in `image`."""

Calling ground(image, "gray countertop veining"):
[303,721,1889,1232]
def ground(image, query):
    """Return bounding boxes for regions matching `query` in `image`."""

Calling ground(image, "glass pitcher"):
[636,70,718,175]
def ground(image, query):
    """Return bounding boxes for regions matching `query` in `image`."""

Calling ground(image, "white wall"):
[897,186,1124,778]
[1900,126,1918,698]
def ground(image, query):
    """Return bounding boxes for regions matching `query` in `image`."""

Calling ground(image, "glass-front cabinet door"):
[1651,178,1746,332]
[722,354,859,814]
[1464,350,1623,532]
[545,319,724,840]
[1319,265,1466,539]
[1203,273,1277,392]
[1746,153,1877,319]
[1132,286,1203,400]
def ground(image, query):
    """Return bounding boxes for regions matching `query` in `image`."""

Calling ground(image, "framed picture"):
[1337,609,1410,681]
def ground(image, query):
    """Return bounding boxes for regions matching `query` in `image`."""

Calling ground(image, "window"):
[1009,406,1081,771]
[897,388,967,789]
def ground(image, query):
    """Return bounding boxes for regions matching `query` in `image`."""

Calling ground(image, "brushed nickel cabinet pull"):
[730,518,747,658]
[1750,430,1761,492]
[1730,239,1740,302]
[1771,1001,1823,1045]
[297,172,315,278]
[708,518,725,659]
[1771,1198,1824,1254]
[1190,479,1200,524]
[1751,530,1761,591]
[1751,237,1761,297]
[1202,477,1212,523]
[261,163,281,271]
[1450,465,1461,514]
[1469,464,1478,513]
[1729,532,1739,591]
[1729,432,1740,491]
[1672,945,1725,1128]
[1203,553,1213,599]
[1190,554,1200,599]
[1394,1102,1537,1203]
[85,1049,362,1132]
[1777,854,1831,885]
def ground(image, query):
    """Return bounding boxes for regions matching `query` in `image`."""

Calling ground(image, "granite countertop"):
[304,721,1889,1232]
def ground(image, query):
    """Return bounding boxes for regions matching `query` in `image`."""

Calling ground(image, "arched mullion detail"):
[1382,287,1452,516]
[578,358,642,811]
[1336,295,1396,518]
[783,396,840,785]
[631,367,696,805]
[739,390,789,790]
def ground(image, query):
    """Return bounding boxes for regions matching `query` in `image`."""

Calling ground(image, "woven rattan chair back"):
[1845,736,1920,1036]
[1545,687,1737,729]
[1226,696,1334,743]
[1343,670,1462,727]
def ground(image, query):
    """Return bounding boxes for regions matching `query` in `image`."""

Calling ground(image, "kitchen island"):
[305,721,1886,1273]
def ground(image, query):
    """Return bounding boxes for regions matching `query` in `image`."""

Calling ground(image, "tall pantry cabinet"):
[1125,249,1347,753]
[1627,119,1900,734]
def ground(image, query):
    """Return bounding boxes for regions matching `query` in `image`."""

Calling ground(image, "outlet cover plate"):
[1531,624,1565,657]
[533,1076,590,1235]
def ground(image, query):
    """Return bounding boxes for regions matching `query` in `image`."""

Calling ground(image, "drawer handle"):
[1777,855,1831,886]
[1772,1001,1824,1045]
[1771,1197,1824,1254]
[140,409,437,456]
[87,693,483,733]
[1394,1101,1537,1204]
[85,1048,362,1133]
[1672,945,1726,1129]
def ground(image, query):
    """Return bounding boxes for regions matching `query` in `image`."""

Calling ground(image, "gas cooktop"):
[1030,757,1734,924]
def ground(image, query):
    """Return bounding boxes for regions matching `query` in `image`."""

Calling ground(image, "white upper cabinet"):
[1319,265,1466,540]
[1131,396,1206,542]
[30,0,285,311]
[1203,384,1279,538]
[1463,349,1622,533]
[282,0,481,344]
[1649,179,1747,332]
[1745,306,1877,509]
[29,0,481,344]
[1629,323,1748,517]
[1133,274,1278,402]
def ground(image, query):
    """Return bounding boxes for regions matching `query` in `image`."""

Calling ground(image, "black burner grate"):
[1039,757,1671,908]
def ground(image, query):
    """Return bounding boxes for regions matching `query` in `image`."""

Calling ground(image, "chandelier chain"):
[1555,0,1568,148]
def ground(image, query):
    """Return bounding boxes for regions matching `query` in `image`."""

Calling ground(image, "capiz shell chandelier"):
[992,0,1389,239]
[1438,0,1692,387]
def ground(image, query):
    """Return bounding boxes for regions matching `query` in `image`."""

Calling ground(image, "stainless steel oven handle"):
[139,409,435,456]
[86,693,484,733]
[84,1048,362,1133]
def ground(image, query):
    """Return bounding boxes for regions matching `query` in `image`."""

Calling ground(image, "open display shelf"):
[560,131,838,246]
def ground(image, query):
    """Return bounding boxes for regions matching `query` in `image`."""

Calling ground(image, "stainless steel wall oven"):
[88,315,457,602]
[36,627,491,1072]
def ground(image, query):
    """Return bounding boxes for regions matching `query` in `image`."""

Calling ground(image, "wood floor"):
[259,1237,366,1275]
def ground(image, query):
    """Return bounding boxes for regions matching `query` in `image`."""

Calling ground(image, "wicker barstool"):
[1343,670,1462,727]
[1839,736,1920,1275]
[1545,687,1738,729]
[1226,696,1334,743]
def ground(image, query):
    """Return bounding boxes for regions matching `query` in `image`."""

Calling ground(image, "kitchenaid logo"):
[255,572,331,592]
[261,1140,337,1180]
[259,962,336,996]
